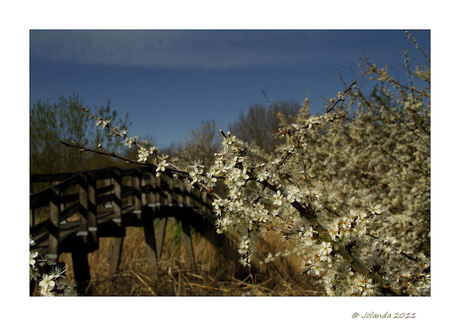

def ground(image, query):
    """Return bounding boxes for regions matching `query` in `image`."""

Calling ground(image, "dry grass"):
[45,219,322,296]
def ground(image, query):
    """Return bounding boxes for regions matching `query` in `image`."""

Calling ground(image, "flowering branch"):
[58,54,430,297]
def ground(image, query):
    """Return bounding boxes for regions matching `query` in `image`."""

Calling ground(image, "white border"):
[2,1,458,325]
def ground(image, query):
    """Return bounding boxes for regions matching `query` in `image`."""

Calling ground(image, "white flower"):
[49,266,66,280]
[286,186,301,203]
[212,199,222,210]
[216,216,232,233]
[156,159,169,174]
[40,286,54,296]
[188,163,204,184]
[229,187,241,199]
[354,276,374,296]
[224,135,236,146]
[319,242,332,259]
[369,204,383,215]
[206,172,217,184]
[125,136,138,148]
[238,236,250,254]
[39,274,55,291]
[273,191,283,206]
[96,119,111,128]
[189,172,199,184]
[257,170,269,182]
[137,147,150,162]
[328,225,340,240]
[351,223,367,237]
[30,251,38,266]
[227,168,249,187]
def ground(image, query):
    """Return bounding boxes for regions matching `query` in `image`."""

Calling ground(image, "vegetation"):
[30,33,430,296]
[229,100,301,153]
[30,94,131,175]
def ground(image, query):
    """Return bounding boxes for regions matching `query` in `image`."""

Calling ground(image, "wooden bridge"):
[30,166,226,295]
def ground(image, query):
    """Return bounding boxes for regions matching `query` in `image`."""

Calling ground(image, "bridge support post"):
[142,210,157,267]
[142,175,158,269]
[156,217,167,259]
[110,237,124,274]
[110,170,124,274]
[155,175,168,259]
[148,169,155,206]
[29,279,36,296]
[125,176,133,205]
[104,177,113,208]
[182,219,197,272]
[78,174,89,244]
[87,173,98,248]
[71,249,91,295]
[47,187,60,265]
[52,180,66,218]
[133,169,142,218]
[178,183,197,272]
[30,206,35,229]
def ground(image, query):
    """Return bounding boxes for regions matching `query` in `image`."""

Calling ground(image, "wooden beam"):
[141,176,157,267]
[142,214,157,266]
[47,188,60,265]
[178,182,197,272]
[78,175,89,244]
[155,217,167,260]
[133,169,141,217]
[87,174,98,245]
[110,170,124,274]
[155,176,167,259]
[30,206,35,228]
[125,176,133,205]
[163,174,173,208]
[110,237,123,274]
[182,218,197,273]
[201,192,210,216]
[29,279,36,296]
[71,249,91,295]
[104,178,113,208]
[113,171,122,221]
[147,171,155,207]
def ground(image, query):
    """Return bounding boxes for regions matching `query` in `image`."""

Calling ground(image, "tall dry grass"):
[49,218,322,296]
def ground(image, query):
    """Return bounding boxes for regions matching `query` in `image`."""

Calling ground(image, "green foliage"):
[30,94,131,174]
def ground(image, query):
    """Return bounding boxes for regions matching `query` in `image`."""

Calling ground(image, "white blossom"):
[273,190,283,206]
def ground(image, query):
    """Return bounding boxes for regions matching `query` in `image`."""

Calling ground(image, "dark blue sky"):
[30,30,430,147]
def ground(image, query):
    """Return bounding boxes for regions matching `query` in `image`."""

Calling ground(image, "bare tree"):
[229,100,301,153]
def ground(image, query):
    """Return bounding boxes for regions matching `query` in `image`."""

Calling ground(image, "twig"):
[131,271,157,296]
[262,89,272,110]
[60,140,225,201]
[326,80,357,113]
[186,272,205,280]
[404,30,430,62]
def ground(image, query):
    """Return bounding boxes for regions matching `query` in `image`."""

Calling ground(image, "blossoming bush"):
[29,238,76,296]
[48,36,429,296]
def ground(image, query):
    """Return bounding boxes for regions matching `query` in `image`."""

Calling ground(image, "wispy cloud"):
[30,30,373,68]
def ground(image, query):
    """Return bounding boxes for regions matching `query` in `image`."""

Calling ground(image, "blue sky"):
[30,30,430,148]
